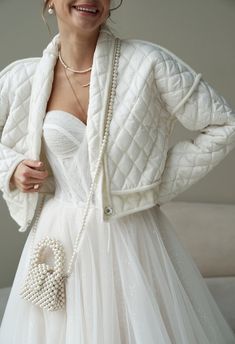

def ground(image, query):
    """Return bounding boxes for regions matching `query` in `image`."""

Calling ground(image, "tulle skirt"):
[0,195,234,344]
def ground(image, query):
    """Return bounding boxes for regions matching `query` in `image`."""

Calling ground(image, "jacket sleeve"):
[154,47,235,205]
[0,67,26,195]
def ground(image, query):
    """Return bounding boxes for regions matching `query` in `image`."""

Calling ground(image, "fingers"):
[16,183,39,193]
[22,160,45,170]
[13,159,49,193]
[18,174,47,193]
[20,177,46,186]
[21,168,48,181]
[20,160,48,180]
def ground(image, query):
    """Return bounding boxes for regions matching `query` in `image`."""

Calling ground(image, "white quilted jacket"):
[0,27,235,232]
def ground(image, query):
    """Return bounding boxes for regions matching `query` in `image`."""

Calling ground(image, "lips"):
[71,3,99,15]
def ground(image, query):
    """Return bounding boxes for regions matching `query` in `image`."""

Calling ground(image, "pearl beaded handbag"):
[20,38,121,312]
[20,235,66,311]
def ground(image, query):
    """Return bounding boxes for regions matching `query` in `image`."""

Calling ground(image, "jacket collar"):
[27,25,117,178]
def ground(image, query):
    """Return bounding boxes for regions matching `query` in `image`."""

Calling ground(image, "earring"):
[48,3,54,15]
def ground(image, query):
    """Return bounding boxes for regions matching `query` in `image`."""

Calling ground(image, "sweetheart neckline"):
[45,110,87,128]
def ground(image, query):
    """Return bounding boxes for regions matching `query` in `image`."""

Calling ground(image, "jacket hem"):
[105,201,161,222]
[111,179,161,195]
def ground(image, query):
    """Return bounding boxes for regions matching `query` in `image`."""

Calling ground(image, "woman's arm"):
[0,64,49,197]
[0,69,27,194]
[154,48,235,204]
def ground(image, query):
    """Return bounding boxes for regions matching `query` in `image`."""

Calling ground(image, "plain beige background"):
[0,0,234,288]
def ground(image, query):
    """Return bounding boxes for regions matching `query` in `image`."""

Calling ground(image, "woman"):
[0,0,235,342]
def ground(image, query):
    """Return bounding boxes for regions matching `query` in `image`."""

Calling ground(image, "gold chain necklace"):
[58,50,92,74]
[63,67,88,125]
[58,49,91,88]
[65,68,90,89]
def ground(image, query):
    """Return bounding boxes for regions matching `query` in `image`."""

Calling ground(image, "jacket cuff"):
[4,155,26,195]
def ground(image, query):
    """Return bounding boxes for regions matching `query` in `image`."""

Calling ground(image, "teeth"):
[74,6,98,13]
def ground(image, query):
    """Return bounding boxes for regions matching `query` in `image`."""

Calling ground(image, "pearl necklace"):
[66,38,121,277]
[58,50,92,74]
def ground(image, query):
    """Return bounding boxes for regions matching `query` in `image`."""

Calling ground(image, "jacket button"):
[104,206,113,216]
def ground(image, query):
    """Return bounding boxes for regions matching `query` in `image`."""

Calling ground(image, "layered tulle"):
[0,196,234,344]
[1,110,234,343]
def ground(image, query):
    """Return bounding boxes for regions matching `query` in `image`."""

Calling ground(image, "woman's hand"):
[10,160,49,193]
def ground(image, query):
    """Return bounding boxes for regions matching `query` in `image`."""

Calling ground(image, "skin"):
[10,0,110,192]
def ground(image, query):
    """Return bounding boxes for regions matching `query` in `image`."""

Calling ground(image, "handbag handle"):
[31,236,66,275]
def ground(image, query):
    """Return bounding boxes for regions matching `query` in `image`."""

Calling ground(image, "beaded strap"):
[29,38,121,280]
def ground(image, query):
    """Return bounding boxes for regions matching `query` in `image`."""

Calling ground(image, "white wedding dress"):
[0,110,234,344]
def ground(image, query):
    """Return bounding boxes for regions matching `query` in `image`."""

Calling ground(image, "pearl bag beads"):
[20,236,67,311]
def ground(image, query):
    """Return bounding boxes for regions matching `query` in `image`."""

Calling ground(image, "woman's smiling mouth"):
[71,4,100,16]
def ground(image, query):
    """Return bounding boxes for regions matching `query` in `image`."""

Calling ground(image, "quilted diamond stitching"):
[0,34,235,226]
[106,42,175,190]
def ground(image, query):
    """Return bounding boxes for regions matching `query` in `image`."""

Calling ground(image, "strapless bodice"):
[43,110,86,156]
[42,110,94,204]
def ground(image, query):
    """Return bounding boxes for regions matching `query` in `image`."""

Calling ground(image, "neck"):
[58,28,101,71]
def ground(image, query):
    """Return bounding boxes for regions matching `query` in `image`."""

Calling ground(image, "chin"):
[70,21,103,35]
